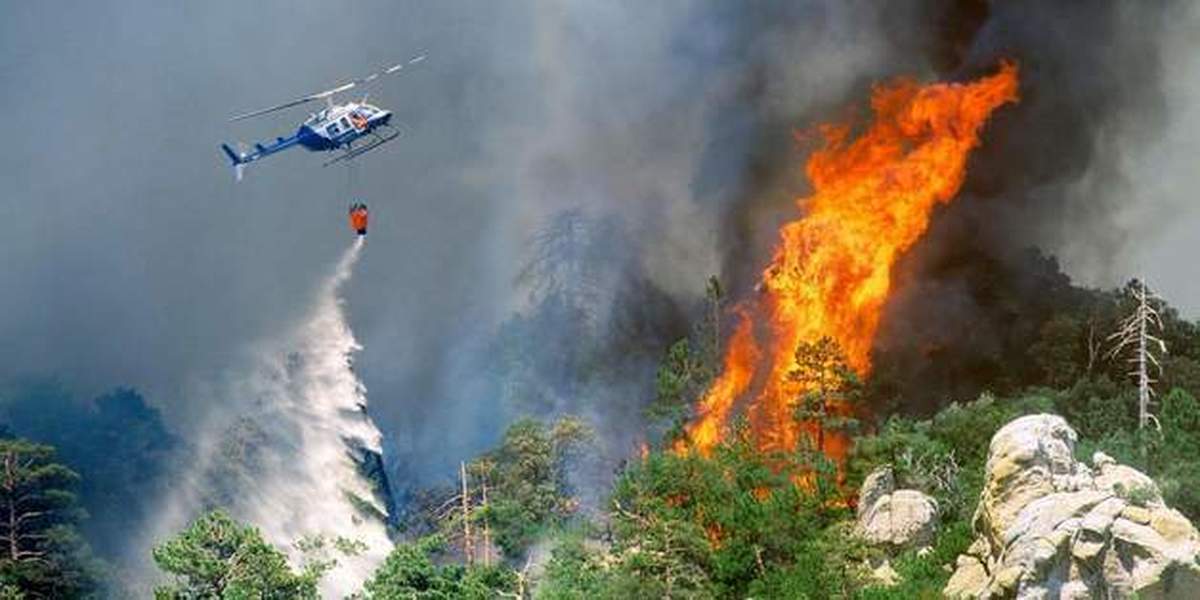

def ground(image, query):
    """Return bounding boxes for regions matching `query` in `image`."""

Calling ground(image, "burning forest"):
[3,2,1200,598]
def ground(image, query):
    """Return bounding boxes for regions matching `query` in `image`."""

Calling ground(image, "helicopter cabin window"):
[327,122,340,136]
[339,117,351,130]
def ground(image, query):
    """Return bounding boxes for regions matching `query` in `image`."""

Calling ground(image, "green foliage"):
[1119,388,1200,518]
[847,373,1200,594]
[152,511,324,599]
[743,522,872,600]
[1062,386,1200,519]
[344,490,388,525]
[602,428,863,598]
[1114,482,1159,508]
[854,520,973,599]
[540,426,869,599]
[1159,387,1200,453]
[0,383,178,562]
[292,533,367,584]
[0,438,105,599]
[1055,376,1135,441]
[361,536,516,600]
[536,535,612,600]
[648,339,712,440]
[851,391,1053,524]
[849,418,967,522]
[468,417,594,560]
[647,277,725,444]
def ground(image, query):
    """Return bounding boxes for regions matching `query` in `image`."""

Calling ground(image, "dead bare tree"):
[460,461,474,566]
[1086,319,1100,375]
[497,556,533,599]
[480,474,492,568]
[429,460,495,568]
[1107,279,1168,431]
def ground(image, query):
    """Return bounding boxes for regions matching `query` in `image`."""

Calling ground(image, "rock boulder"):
[945,414,1200,599]
[856,465,939,550]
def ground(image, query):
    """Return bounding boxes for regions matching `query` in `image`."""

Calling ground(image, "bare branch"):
[1108,279,1169,430]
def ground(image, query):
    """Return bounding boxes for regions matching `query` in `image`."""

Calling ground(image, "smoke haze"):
[1,0,1199,586]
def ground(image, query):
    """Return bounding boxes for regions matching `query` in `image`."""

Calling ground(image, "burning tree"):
[787,337,861,456]
[684,62,1020,458]
[1107,279,1168,430]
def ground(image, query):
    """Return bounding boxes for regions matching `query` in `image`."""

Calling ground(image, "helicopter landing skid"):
[323,129,402,167]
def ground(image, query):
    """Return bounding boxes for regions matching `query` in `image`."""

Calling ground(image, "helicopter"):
[221,54,426,180]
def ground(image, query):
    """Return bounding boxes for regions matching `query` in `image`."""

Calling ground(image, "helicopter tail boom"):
[221,133,303,181]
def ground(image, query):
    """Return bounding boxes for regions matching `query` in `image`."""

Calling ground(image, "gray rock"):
[854,464,941,587]
[944,414,1200,599]
[856,465,940,551]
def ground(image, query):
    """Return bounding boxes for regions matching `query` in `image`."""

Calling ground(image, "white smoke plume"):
[145,237,391,597]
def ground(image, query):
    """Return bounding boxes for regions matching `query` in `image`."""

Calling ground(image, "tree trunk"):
[461,461,473,566]
[481,477,491,568]
[3,451,17,563]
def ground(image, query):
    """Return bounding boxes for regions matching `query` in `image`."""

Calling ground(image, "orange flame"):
[685,63,1019,458]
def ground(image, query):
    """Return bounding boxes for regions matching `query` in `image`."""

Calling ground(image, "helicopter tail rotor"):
[221,143,249,182]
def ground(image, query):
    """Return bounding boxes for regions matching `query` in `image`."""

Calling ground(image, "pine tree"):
[788,337,861,455]
[0,438,101,598]
[152,511,325,599]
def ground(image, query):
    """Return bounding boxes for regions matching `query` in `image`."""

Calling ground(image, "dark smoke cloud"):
[871,0,1199,411]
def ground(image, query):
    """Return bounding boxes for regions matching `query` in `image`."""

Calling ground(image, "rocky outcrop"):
[945,414,1200,599]
[856,465,940,550]
[855,465,940,586]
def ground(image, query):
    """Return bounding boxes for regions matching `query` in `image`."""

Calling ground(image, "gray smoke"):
[1065,2,1200,310]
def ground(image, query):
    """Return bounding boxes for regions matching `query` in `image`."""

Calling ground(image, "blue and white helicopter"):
[221,54,425,180]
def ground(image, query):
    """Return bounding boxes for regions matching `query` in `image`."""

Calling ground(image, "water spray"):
[148,236,391,597]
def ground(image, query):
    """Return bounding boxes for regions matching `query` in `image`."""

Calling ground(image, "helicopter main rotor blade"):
[229,53,426,122]
[336,53,427,92]
[230,96,321,122]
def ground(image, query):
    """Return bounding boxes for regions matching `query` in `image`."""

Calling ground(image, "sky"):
[2,0,1199,501]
